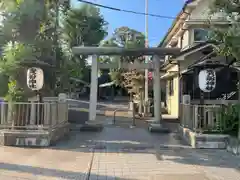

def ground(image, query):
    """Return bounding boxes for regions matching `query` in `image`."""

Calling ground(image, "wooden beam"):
[97,62,166,73]
[72,47,180,56]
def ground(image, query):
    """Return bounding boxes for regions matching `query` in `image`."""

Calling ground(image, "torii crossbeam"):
[72,46,181,127]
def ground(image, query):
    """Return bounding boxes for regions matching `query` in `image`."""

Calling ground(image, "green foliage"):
[216,104,239,136]
[0,0,71,96]
[4,79,25,102]
[209,0,240,60]
[0,42,34,76]
[61,4,108,88]
[102,26,146,97]
[62,4,108,47]
[209,1,240,136]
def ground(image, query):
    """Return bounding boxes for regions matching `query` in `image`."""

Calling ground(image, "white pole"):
[144,0,149,114]
[153,55,161,123]
[89,55,98,121]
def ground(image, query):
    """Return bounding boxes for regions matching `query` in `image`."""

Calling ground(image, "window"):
[168,78,174,96]
[193,29,209,42]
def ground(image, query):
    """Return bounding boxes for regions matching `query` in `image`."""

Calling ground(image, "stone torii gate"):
[72,47,180,130]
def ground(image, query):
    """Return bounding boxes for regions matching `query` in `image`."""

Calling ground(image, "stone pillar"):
[89,55,98,121]
[153,55,161,123]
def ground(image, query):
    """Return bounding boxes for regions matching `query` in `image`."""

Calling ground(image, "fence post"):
[30,102,36,125]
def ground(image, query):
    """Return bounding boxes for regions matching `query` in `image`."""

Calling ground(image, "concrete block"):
[0,122,70,147]
[80,121,103,132]
[148,124,170,133]
[178,125,229,149]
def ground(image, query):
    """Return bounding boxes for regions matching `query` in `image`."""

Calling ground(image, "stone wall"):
[0,123,70,147]
[0,130,50,146]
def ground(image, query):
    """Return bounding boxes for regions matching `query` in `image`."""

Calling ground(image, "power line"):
[77,0,178,20]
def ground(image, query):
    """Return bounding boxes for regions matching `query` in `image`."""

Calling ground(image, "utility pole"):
[144,0,149,115]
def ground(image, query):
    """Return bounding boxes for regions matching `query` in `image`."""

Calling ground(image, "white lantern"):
[27,67,44,91]
[198,69,216,92]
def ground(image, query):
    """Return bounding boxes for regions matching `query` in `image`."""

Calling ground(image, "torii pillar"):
[153,55,161,123]
[89,55,98,122]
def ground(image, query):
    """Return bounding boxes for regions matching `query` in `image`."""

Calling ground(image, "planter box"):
[179,125,229,149]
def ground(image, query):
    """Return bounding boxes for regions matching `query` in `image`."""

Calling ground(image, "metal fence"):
[0,102,68,130]
[180,104,226,133]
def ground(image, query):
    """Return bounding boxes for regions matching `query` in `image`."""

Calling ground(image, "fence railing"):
[180,104,226,133]
[0,102,68,130]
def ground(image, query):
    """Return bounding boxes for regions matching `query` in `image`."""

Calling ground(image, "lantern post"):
[191,61,227,128]
[27,67,44,124]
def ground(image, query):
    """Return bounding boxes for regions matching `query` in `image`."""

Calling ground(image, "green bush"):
[217,104,239,137]
[4,79,25,102]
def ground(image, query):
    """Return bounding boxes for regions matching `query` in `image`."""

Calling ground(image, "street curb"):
[68,107,105,115]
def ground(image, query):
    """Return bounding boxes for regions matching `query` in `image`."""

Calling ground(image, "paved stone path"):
[0,146,92,179]
[0,124,239,179]
[85,127,240,180]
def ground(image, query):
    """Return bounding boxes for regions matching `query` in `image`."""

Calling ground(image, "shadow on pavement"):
[50,126,189,154]
[156,145,240,171]
[0,162,136,180]
[50,124,240,173]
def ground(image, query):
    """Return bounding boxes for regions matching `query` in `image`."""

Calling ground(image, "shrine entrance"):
[72,46,180,130]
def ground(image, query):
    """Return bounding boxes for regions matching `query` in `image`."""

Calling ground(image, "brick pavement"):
[0,146,93,179]
[90,149,210,180]
[0,124,239,180]
[86,127,240,180]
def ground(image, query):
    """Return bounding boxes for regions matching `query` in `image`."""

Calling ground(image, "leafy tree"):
[209,0,240,60]
[0,0,71,96]
[61,4,108,90]
[102,26,145,85]
[209,1,240,136]
[102,26,145,112]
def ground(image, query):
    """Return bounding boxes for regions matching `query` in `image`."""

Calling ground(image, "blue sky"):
[71,0,185,47]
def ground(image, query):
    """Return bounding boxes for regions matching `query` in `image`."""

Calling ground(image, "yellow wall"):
[165,65,179,118]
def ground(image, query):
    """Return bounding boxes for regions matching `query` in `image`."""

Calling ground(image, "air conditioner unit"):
[182,95,191,105]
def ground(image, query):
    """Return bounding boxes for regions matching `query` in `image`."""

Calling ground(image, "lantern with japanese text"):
[198,69,216,92]
[27,67,44,91]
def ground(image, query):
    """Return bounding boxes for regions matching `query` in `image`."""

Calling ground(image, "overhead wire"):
[77,0,184,20]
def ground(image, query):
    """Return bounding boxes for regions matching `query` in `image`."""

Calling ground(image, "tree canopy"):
[0,1,148,101]
[100,26,146,112]
[61,4,108,83]
[210,0,240,60]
